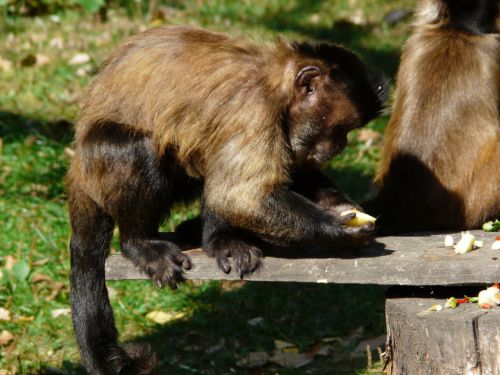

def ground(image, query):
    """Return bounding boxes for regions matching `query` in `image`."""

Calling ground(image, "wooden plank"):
[385,296,500,375]
[105,230,500,285]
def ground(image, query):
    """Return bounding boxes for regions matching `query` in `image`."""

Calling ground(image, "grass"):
[0,1,415,373]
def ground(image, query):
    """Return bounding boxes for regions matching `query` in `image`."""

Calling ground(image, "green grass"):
[0,1,415,373]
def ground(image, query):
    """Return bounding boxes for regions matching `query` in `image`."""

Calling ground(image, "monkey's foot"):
[122,239,192,289]
[203,236,263,279]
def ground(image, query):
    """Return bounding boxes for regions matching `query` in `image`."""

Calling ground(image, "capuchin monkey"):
[66,26,386,374]
[365,0,499,234]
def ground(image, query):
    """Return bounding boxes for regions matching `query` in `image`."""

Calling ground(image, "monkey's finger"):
[216,255,231,274]
[175,253,192,270]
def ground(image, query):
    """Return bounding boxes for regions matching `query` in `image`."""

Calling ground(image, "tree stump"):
[385,295,500,375]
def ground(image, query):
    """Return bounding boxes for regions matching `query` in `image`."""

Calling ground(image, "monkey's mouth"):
[310,128,348,164]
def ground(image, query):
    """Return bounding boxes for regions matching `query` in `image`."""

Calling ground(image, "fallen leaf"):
[0,57,12,72]
[146,310,187,325]
[274,339,295,350]
[0,330,14,346]
[0,308,11,321]
[51,308,71,318]
[49,36,64,49]
[35,53,51,67]
[247,316,264,327]
[4,255,16,270]
[31,273,52,283]
[354,334,386,354]
[204,338,225,354]
[47,282,66,301]
[357,128,381,143]
[32,258,49,266]
[15,315,34,323]
[306,343,332,357]
[236,352,268,368]
[69,53,91,65]
[270,351,313,368]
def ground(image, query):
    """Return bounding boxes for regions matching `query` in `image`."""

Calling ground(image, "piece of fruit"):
[491,240,500,250]
[340,209,376,227]
[445,297,457,309]
[477,286,500,307]
[454,231,476,254]
[444,235,454,247]
[483,219,500,232]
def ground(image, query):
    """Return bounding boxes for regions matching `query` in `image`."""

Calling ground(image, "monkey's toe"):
[204,236,263,278]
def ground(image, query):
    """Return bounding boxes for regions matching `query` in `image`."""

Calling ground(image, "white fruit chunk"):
[478,286,500,307]
[491,241,500,250]
[454,231,476,254]
[444,235,454,247]
[340,209,376,227]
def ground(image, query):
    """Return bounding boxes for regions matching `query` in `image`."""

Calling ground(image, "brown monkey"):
[365,0,500,234]
[66,26,386,374]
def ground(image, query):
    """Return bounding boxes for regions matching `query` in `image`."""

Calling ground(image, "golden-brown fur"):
[366,0,500,232]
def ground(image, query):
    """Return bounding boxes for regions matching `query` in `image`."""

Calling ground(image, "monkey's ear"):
[295,66,321,90]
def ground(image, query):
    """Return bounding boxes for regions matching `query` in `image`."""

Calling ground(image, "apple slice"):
[340,209,376,227]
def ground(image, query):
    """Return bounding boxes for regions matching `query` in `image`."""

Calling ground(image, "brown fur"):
[366,0,500,232]
[67,25,385,374]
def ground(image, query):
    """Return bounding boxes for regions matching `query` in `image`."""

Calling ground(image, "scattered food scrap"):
[492,237,500,250]
[454,231,476,254]
[483,219,500,232]
[444,235,454,247]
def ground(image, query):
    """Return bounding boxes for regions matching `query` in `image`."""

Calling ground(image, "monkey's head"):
[287,43,388,166]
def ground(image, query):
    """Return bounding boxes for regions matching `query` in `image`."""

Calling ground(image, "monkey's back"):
[74,26,295,178]
[375,23,500,229]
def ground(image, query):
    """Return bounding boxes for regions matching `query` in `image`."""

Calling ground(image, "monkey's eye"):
[306,84,314,94]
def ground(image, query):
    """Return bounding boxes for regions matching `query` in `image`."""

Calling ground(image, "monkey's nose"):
[368,69,390,107]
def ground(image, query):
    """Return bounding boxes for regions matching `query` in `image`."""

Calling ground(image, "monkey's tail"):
[68,180,156,375]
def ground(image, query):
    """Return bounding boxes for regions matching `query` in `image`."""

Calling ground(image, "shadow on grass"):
[55,282,386,375]
[0,111,73,143]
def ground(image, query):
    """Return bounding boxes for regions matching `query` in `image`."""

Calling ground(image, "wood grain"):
[386,296,500,375]
[105,230,500,285]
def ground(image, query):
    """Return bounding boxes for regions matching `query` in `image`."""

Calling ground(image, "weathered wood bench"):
[105,230,500,374]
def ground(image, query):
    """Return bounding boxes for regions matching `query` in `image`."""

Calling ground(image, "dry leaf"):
[146,310,187,324]
[32,258,49,266]
[246,316,264,327]
[47,282,66,301]
[357,128,381,143]
[15,315,35,323]
[0,57,12,72]
[306,343,332,357]
[32,273,52,283]
[35,53,51,67]
[274,339,295,350]
[0,308,11,321]
[204,338,225,354]
[236,352,268,368]
[51,308,71,318]
[354,335,386,354]
[4,255,16,270]
[49,36,64,49]
[69,53,91,65]
[270,351,313,368]
[0,330,14,346]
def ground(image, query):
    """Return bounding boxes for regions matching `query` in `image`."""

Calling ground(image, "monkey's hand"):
[122,239,192,289]
[335,210,375,248]
[203,234,263,279]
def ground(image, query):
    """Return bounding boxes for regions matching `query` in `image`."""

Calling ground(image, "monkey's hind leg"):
[202,207,263,278]
[96,130,192,289]
[68,177,156,375]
